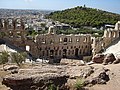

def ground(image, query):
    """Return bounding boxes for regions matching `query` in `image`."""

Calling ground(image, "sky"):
[0,0,120,14]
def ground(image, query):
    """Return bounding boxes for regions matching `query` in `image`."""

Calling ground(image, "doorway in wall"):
[63,49,67,58]
[75,48,79,57]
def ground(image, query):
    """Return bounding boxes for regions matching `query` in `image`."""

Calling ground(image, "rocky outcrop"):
[92,53,105,63]
[113,58,120,64]
[92,53,117,65]
[103,53,116,65]
[4,65,19,74]
[84,68,110,86]
[2,73,69,90]
[79,66,94,78]
[4,65,19,71]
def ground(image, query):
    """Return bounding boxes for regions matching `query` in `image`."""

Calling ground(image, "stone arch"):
[59,37,62,43]
[7,18,14,29]
[113,31,116,37]
[63,49,67,58]
[75,48,79,57]
[48,26,56,34]
[64,37,67,42]
[104,30,109,37]
[0,18,7,30]
[50,50,54,57]
[76,38,79,42]
[20,18,25,29]
[84,37,87,43]
[0,18,5,29]
[69,38,72,42]
[109,31,112,38]
[15,18,21,29]
[68,50,71,55]
[59,50,61,56]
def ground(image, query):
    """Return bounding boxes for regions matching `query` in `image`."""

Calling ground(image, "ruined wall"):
[35,26,92,59]
[92,21,120,56]
[0,18,26,50]
[1,17,120,59]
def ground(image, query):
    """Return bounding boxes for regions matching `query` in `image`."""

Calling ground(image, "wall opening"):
[63,49,67,58]
[75,48,79,57]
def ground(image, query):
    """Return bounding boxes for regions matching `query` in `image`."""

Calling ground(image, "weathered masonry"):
[0,18,26,50]
[1,17,120,61]
[35,26,92,59]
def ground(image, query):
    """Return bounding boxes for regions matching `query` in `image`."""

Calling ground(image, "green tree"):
[0,32,6,38]
[47,6,120,28]
[11,52,27,66]
[0,51,9,69]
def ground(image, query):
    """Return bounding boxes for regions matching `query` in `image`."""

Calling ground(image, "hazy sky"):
[0,0,120,14]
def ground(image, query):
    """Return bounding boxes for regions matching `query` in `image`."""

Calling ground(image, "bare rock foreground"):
[1,63,120,90]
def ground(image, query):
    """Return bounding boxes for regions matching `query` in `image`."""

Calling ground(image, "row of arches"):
[38,36,90,44]
[104,30,119,38]
[0,18,25,30]
[38,47,91,59]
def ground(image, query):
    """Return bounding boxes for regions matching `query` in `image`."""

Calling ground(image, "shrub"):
[74,78,84,90]
[11,52,27,66]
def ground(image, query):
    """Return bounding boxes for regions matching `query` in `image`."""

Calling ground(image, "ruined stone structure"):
[35,26,92,60]
[1,17,120,61]
[0,18,26,50]
[92,21,120,55]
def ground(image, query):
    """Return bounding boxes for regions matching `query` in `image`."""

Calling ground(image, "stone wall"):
[35,26,92,60]
[92,21,120,56]
[1,17,120,60]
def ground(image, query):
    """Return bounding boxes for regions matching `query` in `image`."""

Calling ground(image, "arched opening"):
[84,37,87,43]
[59,37,62,43]
[64,38,67,42]
[119,31,120,38]
[113,32,116,37]
[50,50,54,58]
[50,50,54,56]
[46,50,49,56]
[69,38,72,42]
[8,18,13,29]
[63,49,67,58]
[16,18,21,29]
[75,48,79,57]
[0,19,5,29]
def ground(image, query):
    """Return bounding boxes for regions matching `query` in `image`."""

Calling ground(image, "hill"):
[47,6,120,28]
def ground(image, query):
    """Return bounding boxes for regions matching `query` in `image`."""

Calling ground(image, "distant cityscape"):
[0,8,52,17]
[1,1,120,90]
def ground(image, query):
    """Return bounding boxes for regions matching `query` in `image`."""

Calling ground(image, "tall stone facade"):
[35,26,92,59]
[1,17,120,60]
